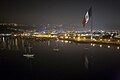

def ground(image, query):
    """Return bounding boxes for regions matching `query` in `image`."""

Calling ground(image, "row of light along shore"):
[0,30,119,45]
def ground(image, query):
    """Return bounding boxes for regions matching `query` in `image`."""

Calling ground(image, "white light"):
[2,37,5,42]
[61,40,64,43]
[68,41,71,43]
[93,44,95,46]
[108,46,110,48]
[100,45,102,47]
[91,43,93,46]
[117,47,119,49]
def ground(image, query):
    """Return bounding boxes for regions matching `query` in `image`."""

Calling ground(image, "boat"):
[53,47,59,52]
[23,54,34,58]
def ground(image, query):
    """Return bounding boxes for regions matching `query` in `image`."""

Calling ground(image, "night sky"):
[0,0,120,30]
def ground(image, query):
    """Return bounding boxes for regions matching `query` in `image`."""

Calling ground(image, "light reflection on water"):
[0,37,120,80]
[1,37,119,51]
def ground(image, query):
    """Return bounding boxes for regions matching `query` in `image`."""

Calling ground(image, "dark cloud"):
[0,0,120,29]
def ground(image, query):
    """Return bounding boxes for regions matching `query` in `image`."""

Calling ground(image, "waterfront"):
[0,37,120,80]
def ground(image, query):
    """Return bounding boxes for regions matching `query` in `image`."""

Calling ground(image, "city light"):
[65,36,68,39]
[100,39,102,41]
[1,0,120,79]
[117,47,120,49]
[92,38,97,41]
[92,44,95,46]
[64,40,69,43]
[100,45,102,47]
[118,40,119,42]
[77,37,80,40]
[108,39,110,42]
[83,37,86,39]
[108,45,110,48]
[91,43,93,46]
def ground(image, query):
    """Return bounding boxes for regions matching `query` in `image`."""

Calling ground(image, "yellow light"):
[32,35,35,37]
[60,36,64,38]
[52,35,57,38]
[104,39,107,41]
[65,34,67,36]
[77,37,80,40]
[118,40,119,42]
[48,35,51,37]
[78,34,80,36]
[65,36,68,38]
[100,39,102,41]
[64,40,68,43]
[108,39,110,41]
[92,38,96,41]
[83,37,86,39]
[74,34,76,36]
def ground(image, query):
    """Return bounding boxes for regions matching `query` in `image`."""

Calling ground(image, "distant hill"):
[0,25,36,34]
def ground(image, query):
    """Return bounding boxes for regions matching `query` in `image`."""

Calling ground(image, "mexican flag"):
[82,7,92,27]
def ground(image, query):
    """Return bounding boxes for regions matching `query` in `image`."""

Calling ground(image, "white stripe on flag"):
[85,11,89,23]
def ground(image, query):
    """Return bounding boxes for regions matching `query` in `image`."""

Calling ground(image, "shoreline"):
[1,36,120,46]
[59,38,120,46]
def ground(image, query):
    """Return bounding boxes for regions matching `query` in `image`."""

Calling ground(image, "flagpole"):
[91,6,93,40]
[91,0,94,40]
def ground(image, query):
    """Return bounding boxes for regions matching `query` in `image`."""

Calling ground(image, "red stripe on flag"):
[82,16,86,27]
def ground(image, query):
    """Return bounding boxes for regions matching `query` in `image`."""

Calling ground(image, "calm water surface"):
[0,37,120,80]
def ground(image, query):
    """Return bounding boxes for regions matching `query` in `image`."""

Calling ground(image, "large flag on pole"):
[82,7,92,27]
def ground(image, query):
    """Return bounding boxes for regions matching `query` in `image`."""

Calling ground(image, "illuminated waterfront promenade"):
[12,33,120,45]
